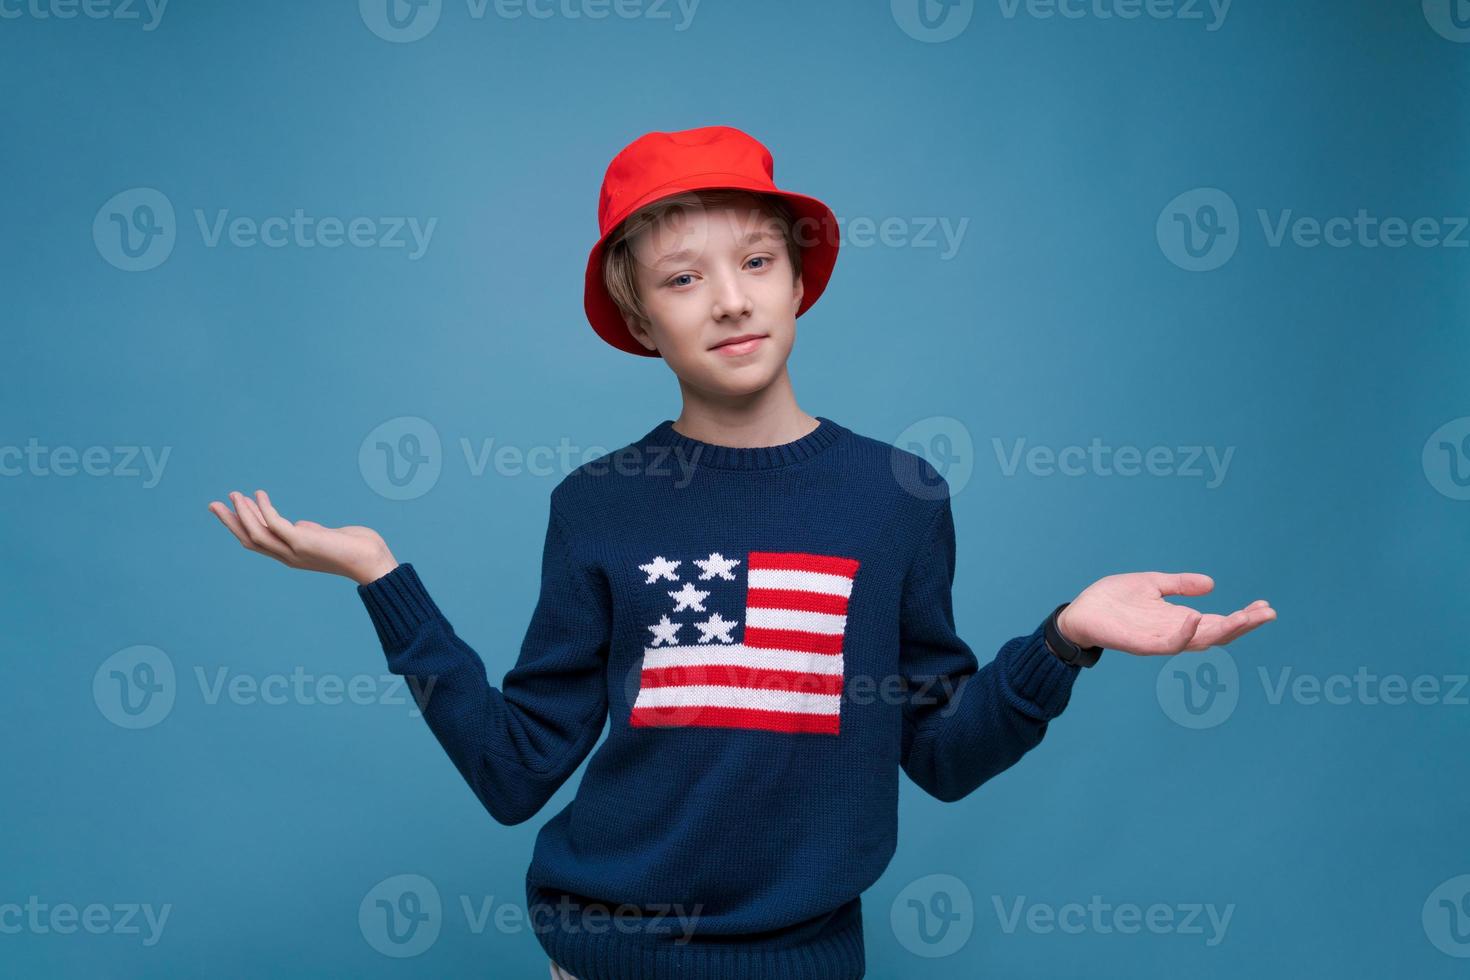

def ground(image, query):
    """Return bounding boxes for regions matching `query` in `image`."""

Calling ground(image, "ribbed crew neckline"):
[646,416,847,470]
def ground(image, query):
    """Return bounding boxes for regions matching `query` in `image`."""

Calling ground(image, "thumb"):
[1154,571,1214,597]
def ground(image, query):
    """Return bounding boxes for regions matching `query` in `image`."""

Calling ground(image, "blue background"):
[2,0,1466,976]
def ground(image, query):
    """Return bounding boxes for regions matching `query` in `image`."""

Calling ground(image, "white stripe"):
[747,568,853,597]
[744,606,847,635]
[632,685,841,715]
[642,644,845,676]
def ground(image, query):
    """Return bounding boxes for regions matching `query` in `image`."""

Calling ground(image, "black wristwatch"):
[1044,602,1103,668]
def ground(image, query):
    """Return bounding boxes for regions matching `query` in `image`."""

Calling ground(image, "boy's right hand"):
[208,489,399,586]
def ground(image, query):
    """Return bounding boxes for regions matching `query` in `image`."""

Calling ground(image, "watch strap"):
[1044,602,1103,668]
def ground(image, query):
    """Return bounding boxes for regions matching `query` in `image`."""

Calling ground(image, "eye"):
[668,273,694,287]
[747,256,771,270]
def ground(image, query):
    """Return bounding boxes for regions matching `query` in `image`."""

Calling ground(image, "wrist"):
[351,553,399,586]
[1045,602,1103,668]
[1056,603,1087,649]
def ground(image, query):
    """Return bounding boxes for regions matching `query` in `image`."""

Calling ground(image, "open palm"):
[207,490,398,585]
[1057,572,1275,656]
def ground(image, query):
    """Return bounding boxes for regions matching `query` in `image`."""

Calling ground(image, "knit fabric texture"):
[357,416,1082,980]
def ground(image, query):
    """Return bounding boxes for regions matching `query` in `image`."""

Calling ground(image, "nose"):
[709,268,753,322]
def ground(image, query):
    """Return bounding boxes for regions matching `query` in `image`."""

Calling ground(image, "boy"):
[207,125,1275,980]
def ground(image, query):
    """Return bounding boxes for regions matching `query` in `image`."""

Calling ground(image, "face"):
[625,199,804,396]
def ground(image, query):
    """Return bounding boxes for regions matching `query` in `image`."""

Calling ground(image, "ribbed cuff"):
[356,562,445,653]
[1000,620,1082,720]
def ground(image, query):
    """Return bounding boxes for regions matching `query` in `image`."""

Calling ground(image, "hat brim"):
[583,177,840,358]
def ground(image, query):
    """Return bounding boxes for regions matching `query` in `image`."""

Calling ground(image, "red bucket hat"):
[583,125,840,358]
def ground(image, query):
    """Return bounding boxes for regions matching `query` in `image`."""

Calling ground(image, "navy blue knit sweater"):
[356,416,1082,980]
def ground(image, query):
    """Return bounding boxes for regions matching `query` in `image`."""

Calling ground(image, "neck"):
[672,370,817,448]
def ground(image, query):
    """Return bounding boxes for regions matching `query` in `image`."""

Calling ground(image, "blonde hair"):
[601,188,804,332]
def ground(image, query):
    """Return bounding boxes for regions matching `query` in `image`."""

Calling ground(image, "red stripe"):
[745,588,848,615]
[742,626,845,655]
[638,665,845,695]
[747,552,859,578]
[631,705,840,735]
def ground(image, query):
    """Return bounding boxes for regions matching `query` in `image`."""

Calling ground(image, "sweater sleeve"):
[356,500,611,826]
[898,489,1081,803]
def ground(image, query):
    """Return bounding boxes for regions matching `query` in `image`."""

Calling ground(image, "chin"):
[698,359,781,396]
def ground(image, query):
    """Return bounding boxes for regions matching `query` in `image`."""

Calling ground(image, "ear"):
[624,314,659,354]
[792,271,805,313]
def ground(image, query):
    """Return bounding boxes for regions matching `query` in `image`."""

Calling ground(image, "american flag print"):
[629,550,861,735]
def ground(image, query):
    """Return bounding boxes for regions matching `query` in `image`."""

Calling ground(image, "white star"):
[694,612,738,644]
[668,581,710,612]
[693,551,741,581]
[647,615,682,647]
[638,555,681,584]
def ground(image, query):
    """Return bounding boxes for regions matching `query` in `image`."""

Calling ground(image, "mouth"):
[710,333,768,357]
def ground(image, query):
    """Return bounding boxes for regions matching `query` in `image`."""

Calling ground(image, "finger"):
[1190,606,1275,650]
[1170,609,1204,652]
[253,490,301,549]
[209,500,256,551]
[230,491,294,561]
[1218,606,1276,646]
[1153,572,1215,598]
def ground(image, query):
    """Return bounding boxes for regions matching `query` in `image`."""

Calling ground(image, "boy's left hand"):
[1055,572,1275,656]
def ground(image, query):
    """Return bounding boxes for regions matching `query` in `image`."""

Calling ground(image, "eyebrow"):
[652,229,781,267]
